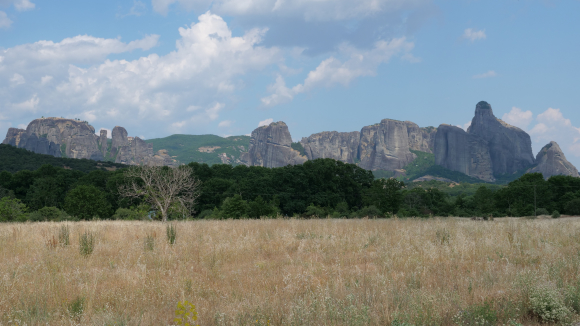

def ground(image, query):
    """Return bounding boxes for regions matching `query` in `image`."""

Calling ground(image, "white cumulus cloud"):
[0,12,281,135]
[473,70,496,79]
[502,107,533,130]
[218,120,233,127]
[258,118,273,127]
[10,73,25,85]
[0,11,12,28]
[261,37,415,107]
[463,28,486,42]
[152,0,428,21]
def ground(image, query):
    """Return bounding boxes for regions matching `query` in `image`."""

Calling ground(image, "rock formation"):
[434,124,495,182]
[2,118,178,167]
[467,101,535,175]
[239,121,307,168]
[111,126,129,158]
[527,141,580,179]
[358,119,417,171]
[406,121,437,153]
[300,131,360,164]
[2,118,103,160]
[434,101,536,181]
[99,129,108,157]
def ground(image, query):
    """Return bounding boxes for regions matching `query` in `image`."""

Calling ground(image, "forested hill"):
[0,144,127,173]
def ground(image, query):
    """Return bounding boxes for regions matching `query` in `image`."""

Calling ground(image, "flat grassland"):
[1,218,580,325]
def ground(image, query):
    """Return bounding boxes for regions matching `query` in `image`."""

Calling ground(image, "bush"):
[197,209,215,219]
[247,196,278,218]
[0,197,28,222]
[79,231,95,256]
[528,283,570,323]
[220,195,248,219]
[535,208,549,216]
[552,210,561,219]
[112,205,148,220]
[65,185,112,219]
[28,206,68,221]
[166,224,177,245]
[564,198,580,215]
[352,205,383,218]
[304,204,326,218]
[452,299,497,326]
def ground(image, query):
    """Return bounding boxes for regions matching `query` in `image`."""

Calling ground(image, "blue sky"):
[1,0,579,167]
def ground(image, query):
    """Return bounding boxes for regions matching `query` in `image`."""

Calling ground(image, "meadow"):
[1,217,580,325]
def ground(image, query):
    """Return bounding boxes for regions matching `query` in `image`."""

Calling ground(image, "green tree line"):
[1,158,580,222]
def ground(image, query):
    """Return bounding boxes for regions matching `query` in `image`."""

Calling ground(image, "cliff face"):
[434,124,495,182]
[240,121,307,168]
[406,121,437,153]
[300,131,360,164]
[1,118,103,160]
[2,118,177,167]
[527,141,580,179]
[358,119,417,171]
[467,101,535,175]
[434,101,536,181]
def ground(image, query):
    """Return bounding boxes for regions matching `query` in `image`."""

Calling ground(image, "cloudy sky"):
[1,0,579,167]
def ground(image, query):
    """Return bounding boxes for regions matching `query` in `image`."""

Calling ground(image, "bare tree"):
[119,165,201,222]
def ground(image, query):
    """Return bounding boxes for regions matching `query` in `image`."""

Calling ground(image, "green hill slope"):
[145,134,251,165]
[0,144,126,173]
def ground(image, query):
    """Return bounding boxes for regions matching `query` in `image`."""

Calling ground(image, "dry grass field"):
[1,217,580,325]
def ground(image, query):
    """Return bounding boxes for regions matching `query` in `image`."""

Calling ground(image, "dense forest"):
[1,148,580,221]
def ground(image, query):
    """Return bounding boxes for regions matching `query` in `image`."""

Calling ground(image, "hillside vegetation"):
[145,134,250,165]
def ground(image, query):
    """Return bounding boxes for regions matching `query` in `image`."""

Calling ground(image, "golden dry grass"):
[1,217,580,325]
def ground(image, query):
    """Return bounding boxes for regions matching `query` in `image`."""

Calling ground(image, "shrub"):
[144,232,155,251]
[64,185,112,220]
[220,195,248,219]
[112,205,148,220]
[68,296,85,318]
[535,208,549,216]
[59,225,70,246]
[28,206,67,222]
[304,204,326,218]
[357,205,384,218]
[247,196,278,218]
[564,198,580,215]
[452,299,497,326]
[552,210,561,218]
[79,231,95,256]
[528,283,570,323]
[197,209,214,219]
[565,280,580,313]
[167,224,177,245]
[0,197,28,222]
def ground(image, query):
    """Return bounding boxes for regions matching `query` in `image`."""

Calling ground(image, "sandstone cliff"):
[300,131,360,164]
[2,118,103,160]
[527,141,580,179]
[2,118,178,167]
[434,124,495,182]
[467,101,535,175]
[358,119,417,171]
[434,101,536,181]
[240,121,307,168]
[406,121,437,153]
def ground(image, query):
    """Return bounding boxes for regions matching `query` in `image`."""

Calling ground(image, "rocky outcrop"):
[99,129,108,157]
[358,119,417,171]
[434,101,536,181]
[406,122,437,153]
[2,118,103,160]
[527,141,580,179]
[2,128,26,147]
[111,126,128,158]
[2,118,177,167]
[434,124,495,182]
[300,131,360,164]
[467,101,535,175]
[240,121,307,168]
